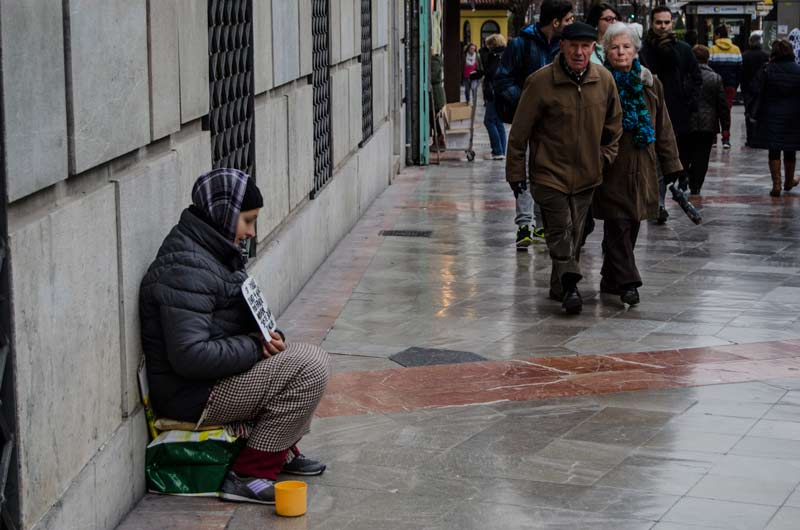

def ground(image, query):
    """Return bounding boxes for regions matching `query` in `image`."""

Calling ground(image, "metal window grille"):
[360,0,374,143]
[207,0,255,176]
[311,0,333,199]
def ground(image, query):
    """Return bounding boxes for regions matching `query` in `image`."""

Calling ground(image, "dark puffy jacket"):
[139,207,262,422]
[640,35,703,135]
[690,64,730,134]
[492,24,559,110]
[481,45,505,102]
[750,59,800,151]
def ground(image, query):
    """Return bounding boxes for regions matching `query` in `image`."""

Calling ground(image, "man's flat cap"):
[561,22,597,41]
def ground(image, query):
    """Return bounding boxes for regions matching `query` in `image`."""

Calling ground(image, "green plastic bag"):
[145,429,244,496]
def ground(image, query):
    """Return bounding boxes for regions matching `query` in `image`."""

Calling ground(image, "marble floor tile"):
[662,497,778,530]
[687,474,798,506]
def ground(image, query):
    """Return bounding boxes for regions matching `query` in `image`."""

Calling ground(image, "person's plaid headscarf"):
[191,168,249,242]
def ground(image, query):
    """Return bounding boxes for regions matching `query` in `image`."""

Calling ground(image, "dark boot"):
[770,160,782,197]
[620,286,640,306]
[784,158,798,191]
[562,287,582,314]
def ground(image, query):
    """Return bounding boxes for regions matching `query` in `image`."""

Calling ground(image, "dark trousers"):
[601,218,642,293]
[532,185,595,297]
[660,133,693,203]
[686,131,716,192]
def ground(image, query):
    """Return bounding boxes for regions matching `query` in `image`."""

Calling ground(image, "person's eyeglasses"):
[599,16,617,23]
[565,15,576,22]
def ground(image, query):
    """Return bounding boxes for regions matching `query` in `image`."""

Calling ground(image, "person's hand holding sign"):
[263,330,286,357]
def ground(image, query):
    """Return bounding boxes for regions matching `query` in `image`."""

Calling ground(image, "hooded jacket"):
[709,38,743,88]
[506,57,623,192]
[492,24,560,110]
[139,207,262,421]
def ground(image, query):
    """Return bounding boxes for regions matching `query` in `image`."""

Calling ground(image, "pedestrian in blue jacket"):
[493,0,574,250]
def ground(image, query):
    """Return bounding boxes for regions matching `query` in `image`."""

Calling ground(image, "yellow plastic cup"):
[274,480,307,517]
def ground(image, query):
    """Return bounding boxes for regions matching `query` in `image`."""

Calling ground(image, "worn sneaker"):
[492,154,506,160]
[620,287,640,306]
[722,140,731,150]
[532,226,545,239]
[516,225,533,249]
[282,454,326,476]
[220,471,275,505]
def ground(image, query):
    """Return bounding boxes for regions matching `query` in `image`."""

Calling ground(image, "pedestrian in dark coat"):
[639,7,702,221]
[481,34,507,159]
[749,39,800,196]
[742,32,769,145]
[139,168,331,504]
[594,23,682,306]
[687,45,730,194]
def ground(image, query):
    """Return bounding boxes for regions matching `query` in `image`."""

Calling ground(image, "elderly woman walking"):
[594,23,683,305]
[749,39,800,196]
[139,168,331,505]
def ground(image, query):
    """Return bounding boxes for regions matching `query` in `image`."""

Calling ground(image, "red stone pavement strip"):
[316,340,800,417]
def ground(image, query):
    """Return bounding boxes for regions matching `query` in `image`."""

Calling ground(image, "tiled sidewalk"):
[117,112,800,529]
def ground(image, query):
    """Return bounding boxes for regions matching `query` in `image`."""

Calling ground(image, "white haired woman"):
[593,23,683,305]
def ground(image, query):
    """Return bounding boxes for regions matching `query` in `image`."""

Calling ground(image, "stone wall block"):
[348,63,363,153]
[299,0,313,76]
[112,153,181,415]
[331,69,350,167]
[271,1,300,86]
[148,0,181,140]
[340,0,356,61]
[12,185,121,527]
[253,0,274,94]
[326,155,360,246]
[358,122,391,211]
[173,130,213,203]
[30,459,95,530]
[255,96,290,240]
[93,421,137,530]
[330,0,342,64]
[2,0,68,201]
[373,49,388,122]
[68,0,150,174]
[288,85,313,209]
[177,0,209,123]
[372,0,389,49]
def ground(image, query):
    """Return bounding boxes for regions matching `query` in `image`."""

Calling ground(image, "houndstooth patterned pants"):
[197,342,331,452]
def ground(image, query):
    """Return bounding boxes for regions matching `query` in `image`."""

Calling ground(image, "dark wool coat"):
[139,207,262,422]
[690,64,731,134]
[640,36,703,135]
[593,73,683,221]
[751,59,800,152]
[742,46,769,97]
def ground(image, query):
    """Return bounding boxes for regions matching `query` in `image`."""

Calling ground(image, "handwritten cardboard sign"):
[242,276,277,342]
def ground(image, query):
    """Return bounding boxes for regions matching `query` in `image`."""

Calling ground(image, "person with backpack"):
[480,34,508,160]
[494,0,575,249]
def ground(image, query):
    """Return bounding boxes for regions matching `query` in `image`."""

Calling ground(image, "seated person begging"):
[139,168,331,505]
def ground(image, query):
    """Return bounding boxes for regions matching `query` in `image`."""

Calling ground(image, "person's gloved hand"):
[664,171,684,185]
[509,180,528,197]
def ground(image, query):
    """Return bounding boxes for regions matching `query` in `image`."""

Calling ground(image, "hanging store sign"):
[686,5,757,14]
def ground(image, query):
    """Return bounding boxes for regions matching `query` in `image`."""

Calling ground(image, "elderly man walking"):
[506,22,623,314]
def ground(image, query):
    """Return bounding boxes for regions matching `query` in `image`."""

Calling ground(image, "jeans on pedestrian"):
[483,101,506,156]
[463,78,472,103]
[514,187,542,227]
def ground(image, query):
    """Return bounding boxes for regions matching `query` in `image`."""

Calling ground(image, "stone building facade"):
[0,1,405,529]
